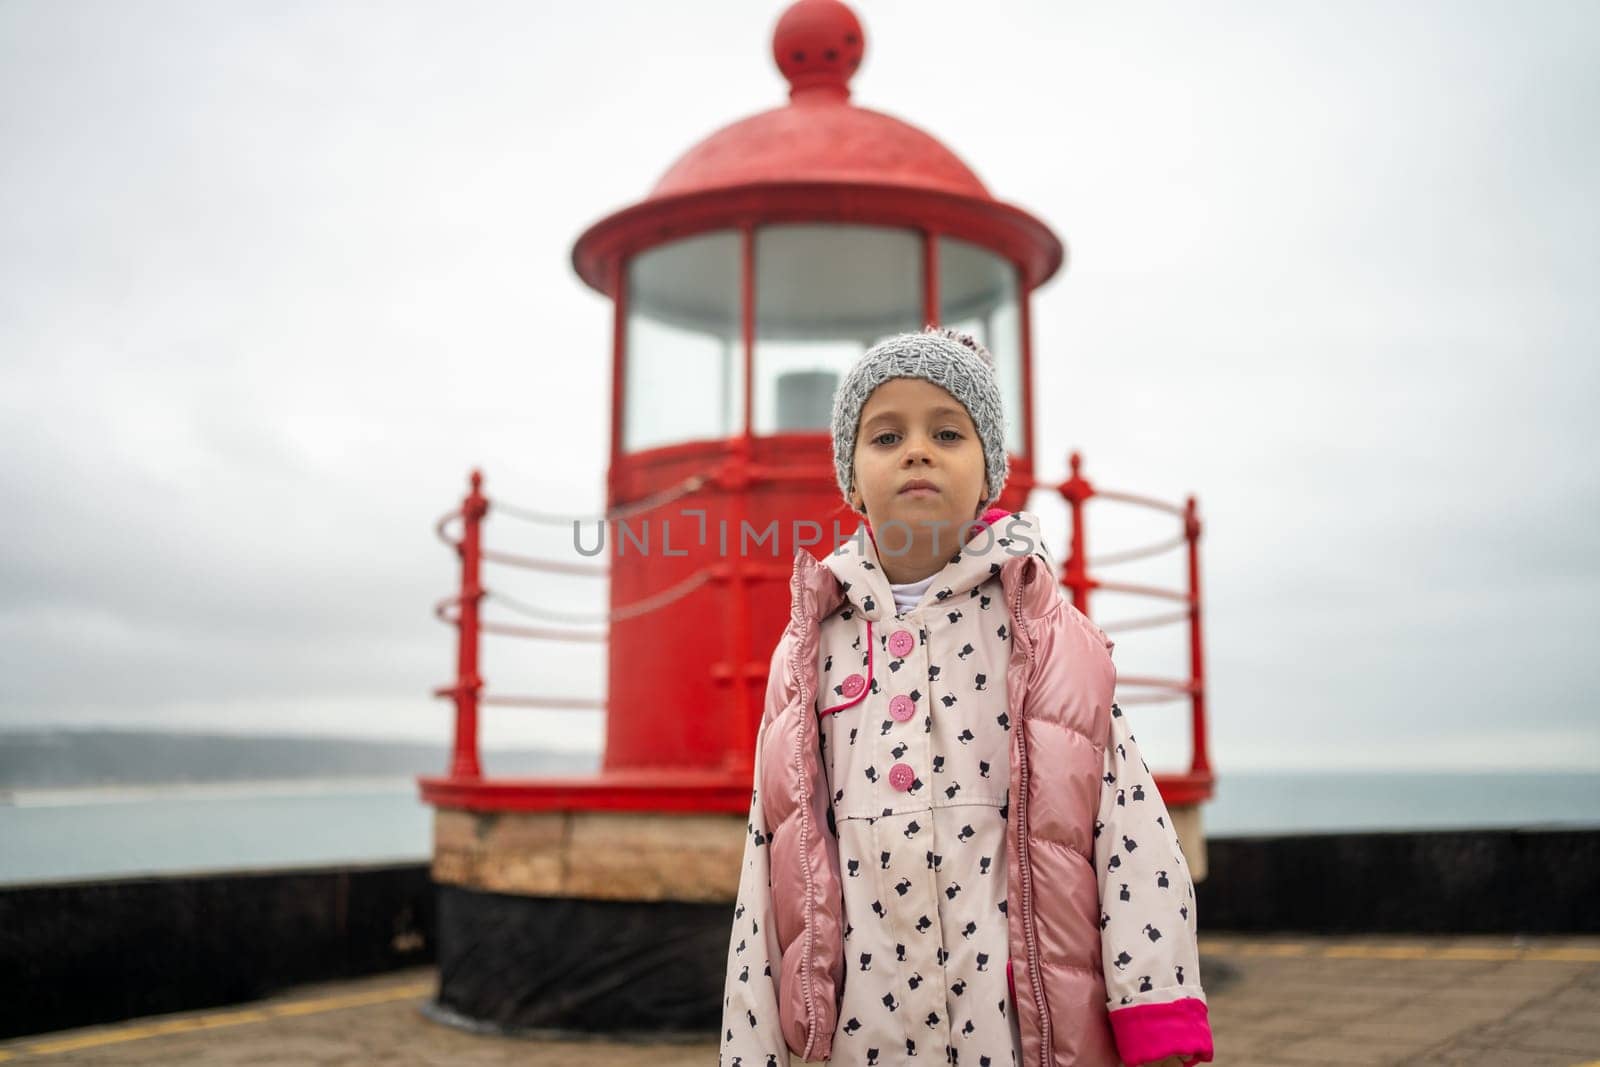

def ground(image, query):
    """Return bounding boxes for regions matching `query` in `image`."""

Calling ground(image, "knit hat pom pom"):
[926,324,996,368]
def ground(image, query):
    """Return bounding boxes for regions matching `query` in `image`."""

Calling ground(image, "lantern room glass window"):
[753,224,924,434]
[623,231,742,452]
[939,236,1024,455]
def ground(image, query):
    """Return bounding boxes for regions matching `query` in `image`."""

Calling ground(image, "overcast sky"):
[2,0,1596,772]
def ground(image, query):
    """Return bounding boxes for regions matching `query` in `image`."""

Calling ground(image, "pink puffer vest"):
[758,511,1121,1064]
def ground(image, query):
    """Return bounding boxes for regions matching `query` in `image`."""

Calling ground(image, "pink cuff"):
[1108,996,1213,1065]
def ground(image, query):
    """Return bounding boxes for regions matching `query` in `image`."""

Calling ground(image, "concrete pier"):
[2,934,1597,1065]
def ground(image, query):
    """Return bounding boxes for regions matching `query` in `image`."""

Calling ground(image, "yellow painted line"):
[1323,944,1435,959]
[27,1010,271,1054]
[1528,947,1600,963]
[1432,946,1525,960]
[267,981,434,1018]
[1202,940,1600,964]
[7,980,433,1059]
[1219,942,1313,957]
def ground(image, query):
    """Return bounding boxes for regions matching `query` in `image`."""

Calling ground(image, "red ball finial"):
[772,0,864,103]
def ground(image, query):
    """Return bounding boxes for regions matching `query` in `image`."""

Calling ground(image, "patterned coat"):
[721,509,1214,1066]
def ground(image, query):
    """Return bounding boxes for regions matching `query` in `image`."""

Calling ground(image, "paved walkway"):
[2,935,1597,1065]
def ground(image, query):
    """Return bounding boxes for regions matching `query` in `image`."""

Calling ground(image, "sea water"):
[1,772,1596,885]
[0,779,431,885]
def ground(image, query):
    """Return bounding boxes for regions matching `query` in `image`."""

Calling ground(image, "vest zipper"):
[1011,563,1054,1060]
[788,559,823,1061]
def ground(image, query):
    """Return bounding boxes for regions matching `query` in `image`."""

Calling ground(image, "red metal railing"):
[1054,451,1213,806]
[431,454,1212,807]
[438,471,485,780]
[430,468,714,782]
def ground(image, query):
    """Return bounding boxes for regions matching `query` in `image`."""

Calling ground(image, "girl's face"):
[849,377,988,543]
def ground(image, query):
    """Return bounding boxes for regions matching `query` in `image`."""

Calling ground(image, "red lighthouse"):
[421,0,1213,1035]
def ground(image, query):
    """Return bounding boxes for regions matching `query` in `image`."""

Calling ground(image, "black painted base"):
[434,885,732,1035]
[0,862,435,1040]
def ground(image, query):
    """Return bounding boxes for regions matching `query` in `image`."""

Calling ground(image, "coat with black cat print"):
[721,509,1213,1067]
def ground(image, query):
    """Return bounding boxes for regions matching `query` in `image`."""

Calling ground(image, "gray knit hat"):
[831,326,1010,516]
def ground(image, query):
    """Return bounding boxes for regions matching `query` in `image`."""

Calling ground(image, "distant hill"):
[0,730,598,789]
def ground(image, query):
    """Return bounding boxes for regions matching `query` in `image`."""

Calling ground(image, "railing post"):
[1185,495,1211,777]
[1059,450,1093,615]
[450,469,487,780]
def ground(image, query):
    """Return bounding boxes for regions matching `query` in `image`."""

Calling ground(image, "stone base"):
[431,809,745,901]
[431,803,1209,902]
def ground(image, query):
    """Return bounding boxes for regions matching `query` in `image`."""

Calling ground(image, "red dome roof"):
[650,102,992,202]
[570,0,1063,296]
[650,0,989,202]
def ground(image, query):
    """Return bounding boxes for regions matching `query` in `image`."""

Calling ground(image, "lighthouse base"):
[423,801,1209,1034]
[427,807,744,1034]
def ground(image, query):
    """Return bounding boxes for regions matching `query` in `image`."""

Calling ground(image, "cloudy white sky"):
[2,0,1596,772]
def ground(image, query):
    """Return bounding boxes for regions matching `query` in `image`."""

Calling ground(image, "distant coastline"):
[0,777,422,808]
[0,729,598,792]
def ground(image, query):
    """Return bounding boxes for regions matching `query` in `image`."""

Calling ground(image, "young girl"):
[721,327,1214,1066]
